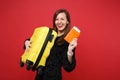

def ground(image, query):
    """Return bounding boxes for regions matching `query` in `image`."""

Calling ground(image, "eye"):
[55,18,58,21]
[61,18,64,20]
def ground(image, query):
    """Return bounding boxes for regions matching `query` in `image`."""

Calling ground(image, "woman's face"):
[55,12,68,33]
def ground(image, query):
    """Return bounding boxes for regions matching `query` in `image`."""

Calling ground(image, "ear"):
[67,21,69,24]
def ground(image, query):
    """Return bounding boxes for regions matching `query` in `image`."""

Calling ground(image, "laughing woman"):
[25,9,78,80]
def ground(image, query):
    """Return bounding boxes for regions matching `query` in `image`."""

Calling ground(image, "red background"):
[0,0,120,80]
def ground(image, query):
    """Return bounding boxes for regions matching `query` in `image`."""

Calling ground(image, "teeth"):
[58,25,62,26]
[59,26,62,28]
[58,25,63,26]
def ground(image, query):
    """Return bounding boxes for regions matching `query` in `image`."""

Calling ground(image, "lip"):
[58,26,62,28]
[57,25,63,29]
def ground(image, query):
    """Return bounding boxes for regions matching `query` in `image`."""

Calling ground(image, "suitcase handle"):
[49,34,54,42]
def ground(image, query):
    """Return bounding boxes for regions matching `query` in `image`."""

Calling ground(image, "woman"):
[25,9,78,80]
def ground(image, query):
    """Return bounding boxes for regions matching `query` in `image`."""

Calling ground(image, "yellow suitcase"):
[20,26,57,71]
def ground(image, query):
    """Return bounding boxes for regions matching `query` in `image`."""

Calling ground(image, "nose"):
[57,19,62,24]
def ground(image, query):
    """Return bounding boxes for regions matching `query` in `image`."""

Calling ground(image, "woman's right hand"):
[24,40,31,51]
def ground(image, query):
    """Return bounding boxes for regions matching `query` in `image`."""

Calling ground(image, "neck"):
[57,31,64,37]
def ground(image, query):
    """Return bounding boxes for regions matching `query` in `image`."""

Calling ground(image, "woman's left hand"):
[68,38,78,56]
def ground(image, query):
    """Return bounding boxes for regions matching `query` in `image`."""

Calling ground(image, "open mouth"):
[58,26,63,28]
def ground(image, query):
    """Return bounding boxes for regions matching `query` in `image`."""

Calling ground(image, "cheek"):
[63,20,68,24]
[63,21,67,26]
[55,21,58,25]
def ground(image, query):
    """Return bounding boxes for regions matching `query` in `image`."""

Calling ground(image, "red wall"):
[0,0,120,80]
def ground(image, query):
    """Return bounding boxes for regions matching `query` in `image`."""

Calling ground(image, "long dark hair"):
[53,9,71,45]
